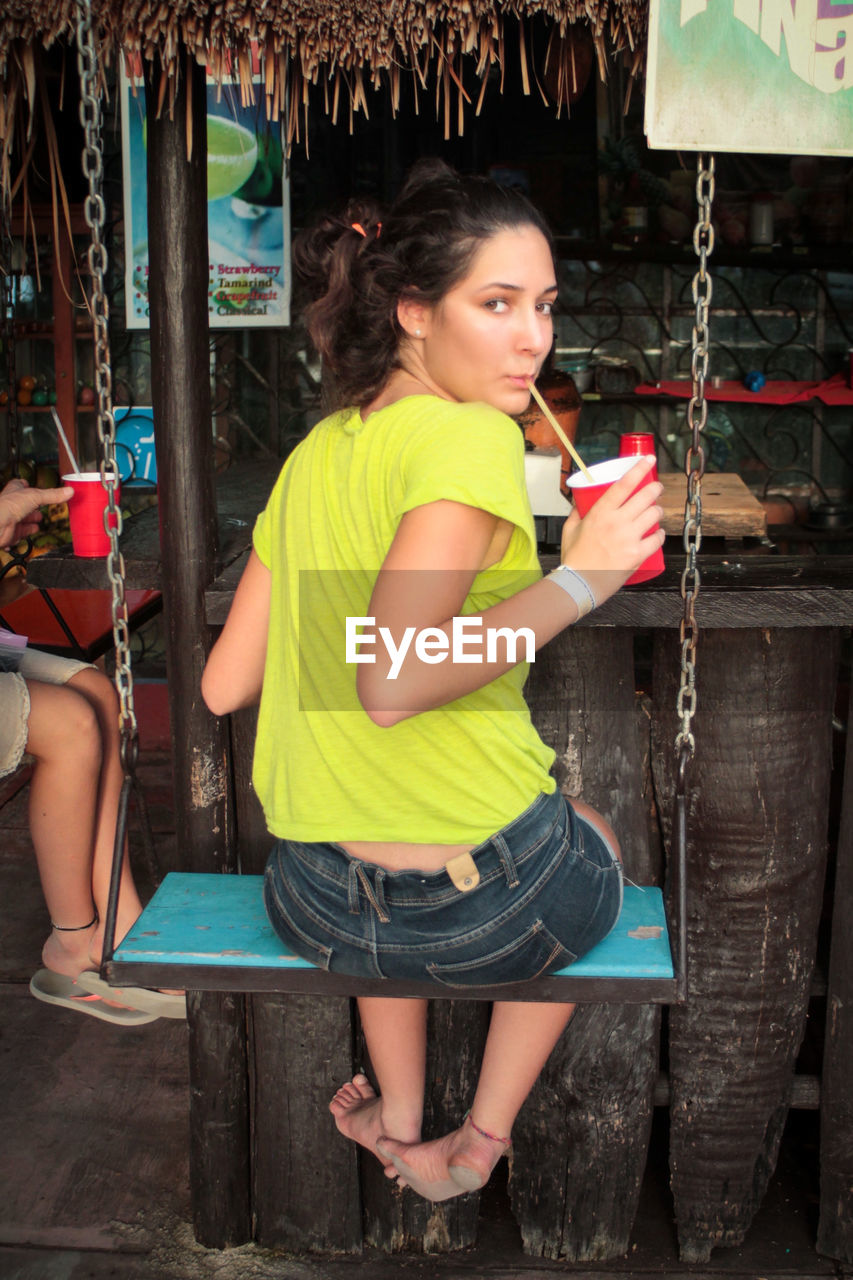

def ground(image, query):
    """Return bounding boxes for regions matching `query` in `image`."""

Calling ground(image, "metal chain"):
[75,0,138,763]
[675,154,714,777]
[1,208,19,471]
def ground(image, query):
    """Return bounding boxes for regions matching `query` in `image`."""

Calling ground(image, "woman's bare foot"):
[329,1074,419,1178]
[377,1115,510,1202]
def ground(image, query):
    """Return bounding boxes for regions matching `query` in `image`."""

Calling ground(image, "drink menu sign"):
[645,0,853,154]
[121,58,291,328]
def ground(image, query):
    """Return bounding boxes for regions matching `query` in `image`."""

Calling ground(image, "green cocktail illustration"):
[206,116,258,201]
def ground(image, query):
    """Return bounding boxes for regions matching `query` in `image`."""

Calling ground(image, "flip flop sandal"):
[74,971,187,1020]
[375,1141,465,1203]
[29,969,159,1026]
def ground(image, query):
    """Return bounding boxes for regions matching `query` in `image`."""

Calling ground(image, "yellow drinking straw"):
[526,379,594,482]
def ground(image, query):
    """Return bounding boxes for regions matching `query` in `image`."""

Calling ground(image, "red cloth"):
[634,372,853,406]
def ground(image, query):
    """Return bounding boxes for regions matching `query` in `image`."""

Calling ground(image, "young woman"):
[0,478,184,1023]
[202,160,663,1201]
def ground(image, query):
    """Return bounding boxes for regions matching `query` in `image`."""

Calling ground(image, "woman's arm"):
[201,549,271,716]
[358,459,663,726]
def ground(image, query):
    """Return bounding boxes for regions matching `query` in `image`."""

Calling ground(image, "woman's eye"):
[484,298,509,313]
[538,300,554,316]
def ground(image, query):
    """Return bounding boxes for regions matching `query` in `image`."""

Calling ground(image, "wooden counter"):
[24,465,767,591]
[203,549,853,628]
[22,459,277,592]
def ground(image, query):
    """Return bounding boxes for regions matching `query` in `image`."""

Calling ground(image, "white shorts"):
[0,649,96,779]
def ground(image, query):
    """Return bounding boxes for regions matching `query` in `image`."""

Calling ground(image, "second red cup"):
[619,432,658,481]
[565,456,664,585]
[62,472,120,558]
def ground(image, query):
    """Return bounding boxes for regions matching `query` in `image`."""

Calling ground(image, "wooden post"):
[230,706,272,874]
[360,1000,490,1253]
[230,708,362,1251]
[818,672,853,1263]
[251,993,362,1251]
[145,57,250,1248]
[652,627,840,1263]
[510,627,661,1260]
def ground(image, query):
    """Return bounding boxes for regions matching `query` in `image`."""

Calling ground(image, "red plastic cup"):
[619,432,658,481]
[565,456,664,585]
[62,472,120,557]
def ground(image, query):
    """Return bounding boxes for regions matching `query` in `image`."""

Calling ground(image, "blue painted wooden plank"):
[115,873,674,980]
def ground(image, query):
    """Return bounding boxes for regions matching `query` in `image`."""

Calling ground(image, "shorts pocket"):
[263,869,333,971]
[426,919,576,989]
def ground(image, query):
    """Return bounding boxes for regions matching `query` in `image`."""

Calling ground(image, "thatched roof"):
[0,0,645,206]
[1,0,645,129]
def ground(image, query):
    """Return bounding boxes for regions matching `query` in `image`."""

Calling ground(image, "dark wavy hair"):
[293,159,555,410]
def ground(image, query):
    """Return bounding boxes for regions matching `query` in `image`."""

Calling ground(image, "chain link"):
[75,0,138,762]
[675,154,714,769]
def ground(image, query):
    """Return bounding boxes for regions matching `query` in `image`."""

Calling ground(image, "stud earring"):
[414,329,422,337]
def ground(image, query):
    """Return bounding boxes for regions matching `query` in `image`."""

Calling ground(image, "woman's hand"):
[359,464,664,726]
[558,459,664,607]
[0,479,74,549]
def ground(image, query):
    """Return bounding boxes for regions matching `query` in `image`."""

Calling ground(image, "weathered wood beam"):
[818,671,853,1263]
[144,53,249,1250]
[652,627,839,1263]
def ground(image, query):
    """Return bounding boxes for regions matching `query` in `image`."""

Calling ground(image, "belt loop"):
[374,867,390,920]
[347,860,362,915]
[494,834,520,889]
[566,796,583,854]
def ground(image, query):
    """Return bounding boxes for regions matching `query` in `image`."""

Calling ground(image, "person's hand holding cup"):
[559,456,665,605]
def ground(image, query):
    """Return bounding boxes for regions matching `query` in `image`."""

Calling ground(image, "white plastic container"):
[524,450,569,516]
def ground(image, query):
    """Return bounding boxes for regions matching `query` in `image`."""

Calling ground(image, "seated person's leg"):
[24,675,102,978]
[65,667,144,958]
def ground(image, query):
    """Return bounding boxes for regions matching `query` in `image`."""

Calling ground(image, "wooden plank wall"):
[652,628,839,1262]
[224,628,843,1261]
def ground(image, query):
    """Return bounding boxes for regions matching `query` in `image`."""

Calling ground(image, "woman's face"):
[404,225,557,416]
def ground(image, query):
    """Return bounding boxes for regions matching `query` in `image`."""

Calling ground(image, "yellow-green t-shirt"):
[251,394,556,843]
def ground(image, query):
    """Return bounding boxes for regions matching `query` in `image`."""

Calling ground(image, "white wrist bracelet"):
[546,565,597,618]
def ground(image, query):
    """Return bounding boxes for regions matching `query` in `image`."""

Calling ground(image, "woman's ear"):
[397,296,431,340]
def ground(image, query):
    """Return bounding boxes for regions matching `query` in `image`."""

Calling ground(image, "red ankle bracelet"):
[465,1111,510,1146]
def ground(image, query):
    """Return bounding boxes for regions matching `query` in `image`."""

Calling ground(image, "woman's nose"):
[517,309,551,354]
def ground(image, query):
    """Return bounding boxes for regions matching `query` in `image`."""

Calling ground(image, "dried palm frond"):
[0,0,648,201]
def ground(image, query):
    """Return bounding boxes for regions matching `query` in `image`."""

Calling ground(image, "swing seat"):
[108,872,679,1003]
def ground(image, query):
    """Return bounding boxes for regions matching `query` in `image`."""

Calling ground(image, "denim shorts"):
[263,788,623,988]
